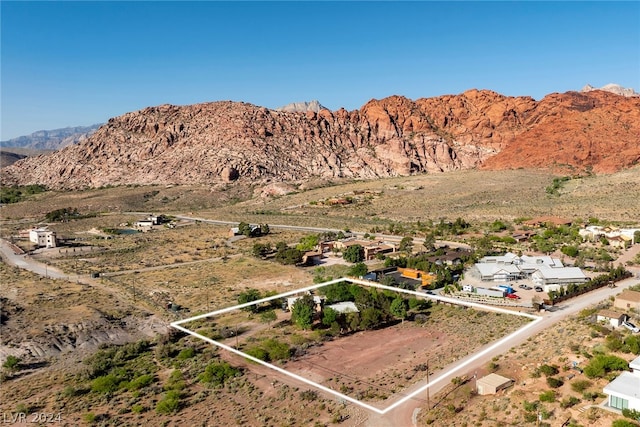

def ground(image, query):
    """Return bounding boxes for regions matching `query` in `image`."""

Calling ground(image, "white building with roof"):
[603,355,640,411]
[579,226,640,245]
[531,266,588,291]
[475,263,523,281]
[326,301,359,314]
[29,228,57,248]
[475,252,587,291]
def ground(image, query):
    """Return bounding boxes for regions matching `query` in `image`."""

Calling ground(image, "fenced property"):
[171,277,541,414]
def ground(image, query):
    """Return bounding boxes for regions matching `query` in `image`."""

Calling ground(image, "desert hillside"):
[1,89,638,190]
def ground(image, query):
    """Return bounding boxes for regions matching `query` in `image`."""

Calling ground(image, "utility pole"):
[426,361,430,410]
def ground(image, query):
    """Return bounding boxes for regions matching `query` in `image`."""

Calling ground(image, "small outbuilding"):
[302,251,323,266]
[476,373,514,395]
[597,309,627,328]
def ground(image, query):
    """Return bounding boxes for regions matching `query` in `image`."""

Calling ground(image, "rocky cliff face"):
[480,91,640,173]
[2,90,638,190]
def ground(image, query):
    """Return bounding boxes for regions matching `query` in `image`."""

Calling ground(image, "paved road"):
[369,273,640,427]
[173,214,472,249]
[0,239,70,280]
[0,239,146,309]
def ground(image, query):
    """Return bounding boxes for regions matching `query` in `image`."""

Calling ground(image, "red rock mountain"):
[2,90,638,190]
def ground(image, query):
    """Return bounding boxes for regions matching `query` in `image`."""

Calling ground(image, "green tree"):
[537,364,560,377]
[546,377,564,388]
[584,354,630,378]
[348,262,368,277]
[252,243,271,258]
[359,307,382,330]
[490,220,507,232]
[291,295,316,330]
[343,244,365,263]
[399,236,414,253]
[238,222,252,237]
[2,355,20,372]
[260,309,277,325]
[390,297,408,323]
[322,282,354,303]
[238,289,261,312]
[322,307,338,327]
[260,223,270,235]
[275,247,303,265]
[297,234,320,252]
[625,335,640,355]
[423,233,436,251]
[561,245,579,257]
[262,339,291,361]
[198,361,241,387]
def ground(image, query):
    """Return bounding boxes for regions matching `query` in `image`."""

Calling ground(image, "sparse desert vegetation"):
[1,168,640,426]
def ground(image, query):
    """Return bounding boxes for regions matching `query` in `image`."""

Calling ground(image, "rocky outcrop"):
[2,90,638,189]
[480,91,640,173]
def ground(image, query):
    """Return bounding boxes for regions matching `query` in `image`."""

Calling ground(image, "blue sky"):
[2,1,639,140]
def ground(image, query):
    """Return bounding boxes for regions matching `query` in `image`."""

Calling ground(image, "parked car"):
[518,284,527,289]
[506,293,521,299]
[534,286,543,292]
[623,321,640,333]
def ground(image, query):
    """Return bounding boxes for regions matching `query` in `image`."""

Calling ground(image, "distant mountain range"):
[276,100,328,113]
[1,88,639,190]
[580,83,638,97]
[1,124,102,151]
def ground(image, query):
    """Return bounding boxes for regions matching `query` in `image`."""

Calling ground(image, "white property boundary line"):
[171,277,542,415]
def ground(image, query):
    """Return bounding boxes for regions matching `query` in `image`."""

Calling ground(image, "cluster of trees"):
[45,207,84,222]
[606,332,640,355]
[583,354,629,379]
[0,184,47,204]
[237,222,270,237]
[343,244,364,263]
[548,266,631,303]
[237,288,280,325]
[290,283,431,333]
[252,241,304,265]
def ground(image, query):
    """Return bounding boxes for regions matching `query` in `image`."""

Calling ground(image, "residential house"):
[608,235,632,249]
[332,238,397,260]
[614,290,640,312]
[603,355,640,411]
[579,226,640,245]
[511,230,537,243]
[597,310,627,328]
[29,228,57,248]
[286,295,325,312]
[523,216,572,228]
